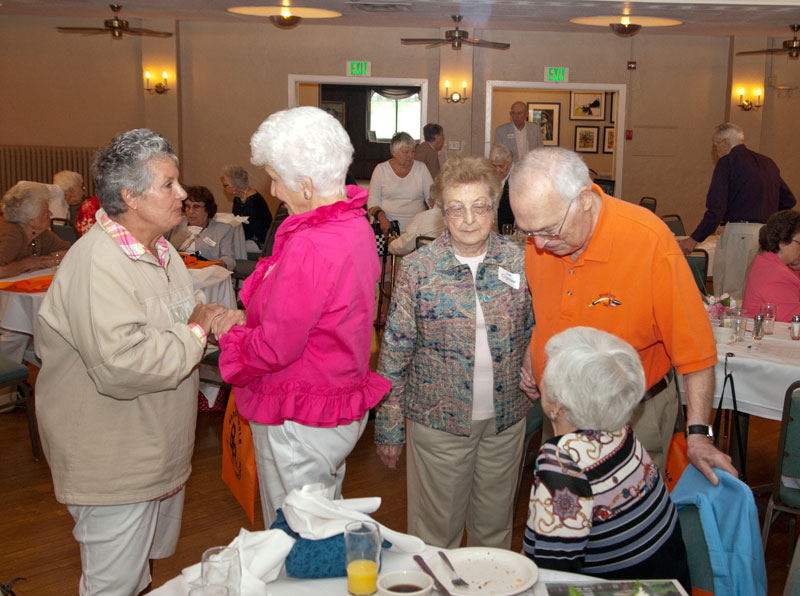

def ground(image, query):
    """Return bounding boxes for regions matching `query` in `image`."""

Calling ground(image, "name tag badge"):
[498,267,520,289]
[202,236,217,247]
[506,133,515,139]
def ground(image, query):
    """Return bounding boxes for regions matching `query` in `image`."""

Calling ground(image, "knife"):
[413,554,453,596]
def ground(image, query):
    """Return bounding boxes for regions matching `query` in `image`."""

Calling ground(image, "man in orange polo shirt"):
[509,147,736,485]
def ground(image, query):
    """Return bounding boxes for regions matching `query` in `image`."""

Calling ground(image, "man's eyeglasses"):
[444,202,494,219]
[520,199,575,240]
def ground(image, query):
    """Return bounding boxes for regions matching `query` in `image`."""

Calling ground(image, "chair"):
[233,204,290,289]
[0,357,40,461]
[662,213,686,236]
[415,236,435,250]
[761,381,800,563]
[513,401,544,514]
[50,218,79,244]
[639,196,657,213]
[677,504,716,595]
[686,249,710,296]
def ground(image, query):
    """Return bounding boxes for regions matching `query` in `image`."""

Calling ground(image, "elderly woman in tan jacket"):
[36,129,230,596]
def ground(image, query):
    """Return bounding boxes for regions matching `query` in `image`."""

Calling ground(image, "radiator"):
[0,145,99,197]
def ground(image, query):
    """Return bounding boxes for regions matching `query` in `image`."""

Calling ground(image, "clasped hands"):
[189,303,246,343]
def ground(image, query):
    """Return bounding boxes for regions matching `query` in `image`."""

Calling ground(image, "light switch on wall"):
[447,140,461,151]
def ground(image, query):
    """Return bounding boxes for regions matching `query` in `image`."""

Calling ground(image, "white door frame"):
[485,80,626,198]
[288,74,429,139]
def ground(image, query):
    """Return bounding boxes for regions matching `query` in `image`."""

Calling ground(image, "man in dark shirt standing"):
[679,123,795,297]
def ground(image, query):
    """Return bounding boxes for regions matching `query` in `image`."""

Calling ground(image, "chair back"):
[640,196,657,213]
[686,249,709,296]
[662,214,686,236]
[677,504,715,595]
[50,218,79,244]
[262,204,290,258]
[775,381,800,506]
[415,236,435,250]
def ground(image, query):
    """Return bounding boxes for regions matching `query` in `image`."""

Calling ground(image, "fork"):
[438,550,469,588]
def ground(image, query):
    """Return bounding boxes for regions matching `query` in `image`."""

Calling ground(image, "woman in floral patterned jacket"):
[375,156,534,550]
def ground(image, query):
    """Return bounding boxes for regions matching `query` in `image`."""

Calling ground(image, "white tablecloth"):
[215,213,248,260]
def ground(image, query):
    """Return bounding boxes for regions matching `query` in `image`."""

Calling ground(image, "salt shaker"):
[752,314,764,340]
[791,314,800,341]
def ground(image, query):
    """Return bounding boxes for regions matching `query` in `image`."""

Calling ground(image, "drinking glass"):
[345,520,381,595]
[201,546,240,596]
[731,314,747,341]
[761,303,776,335]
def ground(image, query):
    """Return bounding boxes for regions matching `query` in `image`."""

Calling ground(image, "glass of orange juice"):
[344,521,381,595]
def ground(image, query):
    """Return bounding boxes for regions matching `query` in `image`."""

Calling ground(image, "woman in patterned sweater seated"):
[524,326,690,591]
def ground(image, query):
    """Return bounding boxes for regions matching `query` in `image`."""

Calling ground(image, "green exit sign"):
[347,61,371,77]
[544,66,569,82]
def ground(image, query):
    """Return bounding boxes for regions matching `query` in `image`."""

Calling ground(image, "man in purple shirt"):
[679,123,795,297]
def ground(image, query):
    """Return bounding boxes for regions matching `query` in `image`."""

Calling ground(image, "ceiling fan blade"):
[426,41,449,49]
[56,27,110,35]
[462,38,510,49]
[736,48,787,55]
[401,38,447,44]
[126,27,173,37]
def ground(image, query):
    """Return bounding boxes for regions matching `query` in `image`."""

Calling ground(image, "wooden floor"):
[0,367,794,594]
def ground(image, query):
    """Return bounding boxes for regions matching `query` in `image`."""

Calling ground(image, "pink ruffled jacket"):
[219,185,391,427]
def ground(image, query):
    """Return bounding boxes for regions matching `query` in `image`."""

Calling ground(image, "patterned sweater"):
[524,427,690,589]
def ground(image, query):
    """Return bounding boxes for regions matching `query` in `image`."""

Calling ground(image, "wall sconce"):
[444,80,469,103]
[145,71,170,95]
[738,87,762,111]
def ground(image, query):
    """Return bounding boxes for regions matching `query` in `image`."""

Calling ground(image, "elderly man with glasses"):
[510,147,736,486]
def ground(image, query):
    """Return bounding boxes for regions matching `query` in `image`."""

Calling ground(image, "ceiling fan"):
[401,14,510,50]
[56,4,173,39]
[736,24,799,59]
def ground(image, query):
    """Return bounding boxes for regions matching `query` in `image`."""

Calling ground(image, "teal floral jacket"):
[375,230,534,445]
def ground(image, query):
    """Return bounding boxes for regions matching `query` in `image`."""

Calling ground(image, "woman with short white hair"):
[368,131,434,234]
[218,106,391,527]
[52,170,85,222]
[220,163,272,251]
[525,326,690,590]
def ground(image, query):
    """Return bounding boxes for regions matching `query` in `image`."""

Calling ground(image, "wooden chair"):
[0,357,40,461]
[686,249,710,296]
[761,380,800,563]
[50,218,79,244]
[661,213,686,236]
[639,196,657,213]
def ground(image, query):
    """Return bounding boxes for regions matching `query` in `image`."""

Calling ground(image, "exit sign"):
[544,66,569,83]
[347,61,371,77]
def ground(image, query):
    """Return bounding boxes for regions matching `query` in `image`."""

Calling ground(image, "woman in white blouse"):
[368,132,434,234]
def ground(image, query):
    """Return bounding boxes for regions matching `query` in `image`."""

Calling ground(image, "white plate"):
[426,547,538,596]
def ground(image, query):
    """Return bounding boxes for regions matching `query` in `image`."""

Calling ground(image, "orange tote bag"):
[221,389,259,524]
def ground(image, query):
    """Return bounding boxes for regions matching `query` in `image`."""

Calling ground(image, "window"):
[368,89,421,142]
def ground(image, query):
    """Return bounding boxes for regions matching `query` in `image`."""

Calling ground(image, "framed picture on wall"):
[569,91,605,121]
[575,126,599,153]
[320,101,345,126]
[527,102,561,146]
[608,92,616,124]
[603,127,615,154]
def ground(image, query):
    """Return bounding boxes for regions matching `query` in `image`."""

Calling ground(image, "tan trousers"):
[712,222,762,299]
[541,376,678,472]
[406,417,525,549]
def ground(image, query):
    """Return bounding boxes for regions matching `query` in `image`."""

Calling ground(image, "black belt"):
[641,369,675,402]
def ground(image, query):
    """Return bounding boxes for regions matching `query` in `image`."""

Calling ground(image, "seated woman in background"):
[490,144,514,232]
[742,210,800,322]
[167,185,236,270]
[0,181,70,279]
[52,170,85,223]
[525,326,690,591]
[220,164,272,251]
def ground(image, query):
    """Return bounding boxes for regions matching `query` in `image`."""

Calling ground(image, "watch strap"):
[686,424,714,439]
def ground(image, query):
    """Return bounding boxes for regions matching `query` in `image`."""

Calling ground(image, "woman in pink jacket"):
[217,107,391,527]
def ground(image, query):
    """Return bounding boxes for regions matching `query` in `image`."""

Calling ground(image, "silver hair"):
[92,129,177,217]
[1,181,51,223]
[52,170,83,193]
[221,165,248,189]
[713,122,744,145]
[250,106,353,197]
[510,147,592,206]
[389,132,415,156]
[542,327,645,432]
[489,144,513,164]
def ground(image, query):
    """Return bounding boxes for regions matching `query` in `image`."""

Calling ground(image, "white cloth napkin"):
[215,213,250,225]
[188,265,232,283]
[181,528,295,596]
[282,483,425,553]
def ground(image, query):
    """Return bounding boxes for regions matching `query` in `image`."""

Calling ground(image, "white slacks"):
[406,417,525,550]
[66,488,185,596]
[250,414,369,528]
[712,222,761,299]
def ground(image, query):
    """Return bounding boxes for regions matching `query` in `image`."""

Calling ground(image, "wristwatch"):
[686,424,714,439]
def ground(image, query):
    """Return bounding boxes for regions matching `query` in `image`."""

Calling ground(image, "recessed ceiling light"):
[571,16,683,28]
[227,6,341,19]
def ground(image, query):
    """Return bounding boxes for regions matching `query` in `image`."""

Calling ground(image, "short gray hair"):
[542,327,645,432]
[510,147,592,206]
[489,144,513,165]
[92,128,177,217]
[250,106,353,197]
[713,122,744,145]
[2,181,50,223]
[389,132,415,156]
[221,165,248,189]
[52,170,83,193]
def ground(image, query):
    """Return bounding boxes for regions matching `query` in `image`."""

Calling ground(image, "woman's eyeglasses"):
[444,203,494,219]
